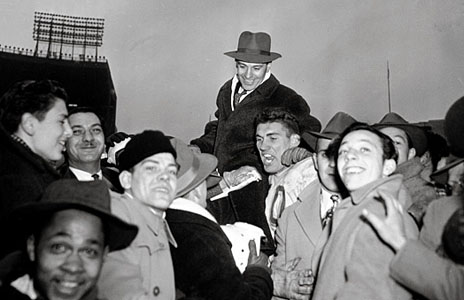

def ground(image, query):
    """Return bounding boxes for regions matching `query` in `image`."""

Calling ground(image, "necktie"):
[233,87,247,108]
[322,194,340,228]
[92,173,100,180]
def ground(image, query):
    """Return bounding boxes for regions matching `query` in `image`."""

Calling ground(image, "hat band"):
[237,48,271,56]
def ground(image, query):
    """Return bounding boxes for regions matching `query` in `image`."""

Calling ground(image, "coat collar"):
[394,157,424,181]
[348,174,404,205]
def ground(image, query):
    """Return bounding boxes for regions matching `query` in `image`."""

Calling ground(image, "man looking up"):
[98,130,178,300]
[191,31,320,250]
[271,112,356,299]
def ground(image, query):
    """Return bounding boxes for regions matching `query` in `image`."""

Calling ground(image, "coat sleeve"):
[190,119,218,154]
[390,240,464,300]
[336,218,413,300]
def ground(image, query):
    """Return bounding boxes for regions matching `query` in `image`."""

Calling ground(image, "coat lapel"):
[294,181,322,246]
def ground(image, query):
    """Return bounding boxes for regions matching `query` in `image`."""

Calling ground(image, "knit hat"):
[118,130,176,171]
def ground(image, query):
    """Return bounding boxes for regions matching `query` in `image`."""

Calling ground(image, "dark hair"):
[424,129,449,171]
[0,80,68,133]
[327,122,398,163]
[68,106,105,131]
[255,108,300,136]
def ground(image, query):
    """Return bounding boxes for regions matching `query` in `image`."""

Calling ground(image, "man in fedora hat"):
[271,112,355,299]
[374,112,437,225]
[97,130,178,300]
[165,138,272,300]
[190,31,320,251]
[0,179,138,300]
[363,96,464,300]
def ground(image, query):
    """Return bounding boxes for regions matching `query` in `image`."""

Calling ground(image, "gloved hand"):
[223,166,261,188]
[281,147,312,167]
[106,132,133,166]
[272,257,314,300]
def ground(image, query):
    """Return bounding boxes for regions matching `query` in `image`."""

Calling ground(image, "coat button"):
[153,286,160,296]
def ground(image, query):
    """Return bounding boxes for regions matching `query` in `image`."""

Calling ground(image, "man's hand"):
[223,166,261,188]
[362,190,407,252]
[272,257,314,300]
[247,240,270,273]
[281,147,312,167]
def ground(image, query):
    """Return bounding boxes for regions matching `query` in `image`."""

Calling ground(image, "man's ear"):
[119,170,132,190]
[26,235,36,262]
[290,134,300,148]
[407,148,416,160]
[382,159,397,177]
[102,246,109,262]
[19,113,37,136]
[265,63,272,74]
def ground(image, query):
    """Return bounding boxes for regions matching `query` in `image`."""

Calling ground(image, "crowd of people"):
[0,30,462,300]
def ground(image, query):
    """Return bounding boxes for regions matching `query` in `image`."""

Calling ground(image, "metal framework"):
[33,11,105,61]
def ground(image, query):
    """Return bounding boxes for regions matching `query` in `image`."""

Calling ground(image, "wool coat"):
[311,175,418,300]
[98,192,176,300]
[192,74,320,254]
[396,157,438,226]
[166,208,273,300]
[271,180,323,299]
[390,195,464,300]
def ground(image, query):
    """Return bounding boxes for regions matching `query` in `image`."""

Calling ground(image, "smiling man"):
[62,107,105,181]
[98,130,178,300]
[190,31,320,252]
[311,123,418,300]
[0,179,137,300]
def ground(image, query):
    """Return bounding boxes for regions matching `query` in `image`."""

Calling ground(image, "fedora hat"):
[374,112,428,156]
[224,31,282,63]
[430,154,464,185]
[445,96,464,158]
[170,137,220,197]
[302,112,357,150]
[10,179,138,252]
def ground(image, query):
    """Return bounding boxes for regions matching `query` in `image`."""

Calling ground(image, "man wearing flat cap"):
[98,130,178,300]
[190,31,321,250]
[374,112,437,225]
[0,179,138,300]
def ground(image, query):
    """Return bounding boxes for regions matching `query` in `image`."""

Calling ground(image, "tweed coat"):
[390,195,464,300]
[311,175,418,300]
[395,157,438,225]
[98,192,176,300]
[165,206,273,300]
[192,74,320,253]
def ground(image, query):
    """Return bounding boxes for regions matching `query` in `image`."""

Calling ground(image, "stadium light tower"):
[33,11,104,61]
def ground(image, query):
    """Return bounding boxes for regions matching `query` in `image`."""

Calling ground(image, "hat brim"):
[176,153,218,197]
[11,202,138,252]
[374,123,428,156]
[224,51,281,63]
[430,156,464,185]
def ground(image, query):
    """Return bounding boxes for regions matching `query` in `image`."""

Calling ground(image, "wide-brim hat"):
[118,130,176,171]
[302,112,357,150]
[445,96,464,157]
[170,137,219,197]
[374,112,428,156]
[224,31,281,63]
[10,179,138,252]
[430,155,464,185]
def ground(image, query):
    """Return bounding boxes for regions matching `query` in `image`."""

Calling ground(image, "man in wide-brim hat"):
[0,179,138,300]
[165,138,273,300]
[190,31,320,253]
[374,112,437,225]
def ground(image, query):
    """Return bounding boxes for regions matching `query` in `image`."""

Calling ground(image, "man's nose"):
[245,67,252,78]
[61,252,84,273]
